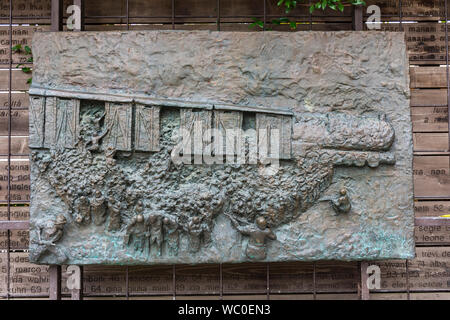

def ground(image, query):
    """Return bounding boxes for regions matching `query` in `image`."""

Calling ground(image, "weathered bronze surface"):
[28,31,414,265]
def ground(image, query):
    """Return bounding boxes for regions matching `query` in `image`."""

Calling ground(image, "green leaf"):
[249,18,264,29]
[338,2,344,11]
[271,19,281,25]
[27,57,33,63]
[11,44,22,52]
[27,78,32,84]
[289,21,297,29]
[24,46,32,55]
[309,4,315,13]
[21,67,31,73]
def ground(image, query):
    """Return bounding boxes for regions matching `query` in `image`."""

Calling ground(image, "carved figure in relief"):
[105,146,116,167]
[107,196,122,231]
[188,216,204,253]
[321,188,352,215]
[163,216,180,256]
[124,201,149,254]
[74,195,91,225]
[148,214,163,256]
[86,127,109,152]
[30,214,67,263]
[91,190,107,225]
[228,215,276,260]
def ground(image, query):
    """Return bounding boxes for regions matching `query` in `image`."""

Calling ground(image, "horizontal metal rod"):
[0,220,29,230]
[414,195,450,199]
[415,217,450,226]
[0,200,29,203]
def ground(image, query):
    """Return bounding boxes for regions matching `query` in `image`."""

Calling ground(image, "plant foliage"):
[251,0,365,30]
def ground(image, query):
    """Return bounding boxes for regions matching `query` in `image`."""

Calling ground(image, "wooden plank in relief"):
[214,110,242,156]
[104,102,132,151]
[28,96,45,148]
[256,114,291,160]
[134,105,160,152]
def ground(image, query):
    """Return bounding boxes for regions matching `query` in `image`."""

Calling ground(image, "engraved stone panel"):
[28,31,413,265]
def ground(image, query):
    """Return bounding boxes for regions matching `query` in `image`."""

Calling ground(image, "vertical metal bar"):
[405,260,410,300]
[49,0,64,301]
[51,0,64,31]
[219,263,223,300]
[172,0,175,30]
[6,0,12,300]
[126,0,129,30]
[49,265,62,300]
[126,266,129,300]
[399,0,403,32]
[263,0,266,31]
[445,0,450,150]
[172,265,176,300]
[360,262,370,300]
[313,262,316,300]
[309,0,313,31]
[352,4,363,31]
[266,263,270,300]
[217,0,221,31]
[73,0,84,31]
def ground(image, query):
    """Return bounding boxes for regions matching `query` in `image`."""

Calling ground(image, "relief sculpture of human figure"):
[331,189,351,215]
[86,127,109,152]
[124,201,149,255]
[163,216,179,256]
[105,146,116,167]
[91,190,107,226]
[84,112,109,152]
[107,196,122,231]
[320,188,352,215]
[30,214,68,263]
[228,215,277,260]
[188,216,204,253]
[148,214,163,256]
[74,194,91,225]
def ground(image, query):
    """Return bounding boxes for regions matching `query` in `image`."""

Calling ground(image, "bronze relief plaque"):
[28,31,413,265]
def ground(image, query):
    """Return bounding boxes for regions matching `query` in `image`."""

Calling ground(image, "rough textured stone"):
[28,31,413,265]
